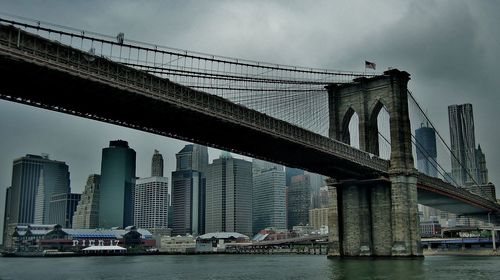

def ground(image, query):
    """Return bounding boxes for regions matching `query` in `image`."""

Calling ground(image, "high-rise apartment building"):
[99,140,136,228]
[72,174,101,229]
[252,159,286,234]
[151,149,164,177]
[448,104,479,186]
[134,176,169,230]
[287,174,310,229]
[205,153,252,237]
[48,193,81,228]
[171,145,208,235]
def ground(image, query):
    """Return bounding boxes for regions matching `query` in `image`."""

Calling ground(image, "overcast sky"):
[1,0,500,239]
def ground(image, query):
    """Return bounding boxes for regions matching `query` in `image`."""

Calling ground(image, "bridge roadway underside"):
[0,55,378,180]
[418,188,493,218]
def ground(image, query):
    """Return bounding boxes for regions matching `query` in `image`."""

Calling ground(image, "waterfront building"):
[171,144,208,236]
[287,174,311,229]
[160,235,196,253]
[134,176,169,231]
[151,149,164,177]
[420,220,442,237]
[99,140,136,228]
[48,193,81,228]
[205,153,252,237]
[72,175,101,229]
[252,159,286,234]
[10,224,154,253]
[308,208,328,231]
[196,232,250,253]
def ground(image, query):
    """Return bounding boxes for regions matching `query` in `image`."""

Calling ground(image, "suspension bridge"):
[0,17,499,258]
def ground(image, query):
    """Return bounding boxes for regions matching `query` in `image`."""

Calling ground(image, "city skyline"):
[1,0,500,193]
[1,0,500,255]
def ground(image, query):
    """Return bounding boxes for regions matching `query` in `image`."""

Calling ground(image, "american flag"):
[365,61,376,70]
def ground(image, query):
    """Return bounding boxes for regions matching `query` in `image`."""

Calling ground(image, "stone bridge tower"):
[326,69,421,257]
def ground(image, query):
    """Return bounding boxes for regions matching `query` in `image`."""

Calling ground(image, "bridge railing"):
[0,23,390,173]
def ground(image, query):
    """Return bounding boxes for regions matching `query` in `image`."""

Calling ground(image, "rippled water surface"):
[1,254,499,279]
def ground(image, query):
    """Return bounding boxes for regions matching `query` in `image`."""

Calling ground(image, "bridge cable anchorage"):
[408,90,480,187]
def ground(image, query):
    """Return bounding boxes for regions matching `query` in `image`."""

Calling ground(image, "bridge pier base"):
[327,183,341,257]
[327,176,422,258]
[390,171,421,256]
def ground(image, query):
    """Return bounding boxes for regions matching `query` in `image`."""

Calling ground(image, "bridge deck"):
[0,23,499,218]
[0,23,388,179]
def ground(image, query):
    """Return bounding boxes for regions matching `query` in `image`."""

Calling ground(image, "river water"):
[0,255,499,279]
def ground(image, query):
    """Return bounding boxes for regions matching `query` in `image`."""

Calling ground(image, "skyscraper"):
[415,124,438,178]
[48,193,81,227]
[7,154,70,225]
[305,171,326,209]
[475,145,488,185]
[287,174,311,229]
[3,187,12,247]
[252,159,286,234]
[205,152,252,237]
[415,124,441,222]
[99,140,136,228]
[3,154,69,248]
[134,177,169,230]
[34,170,46,224]
[72,174,101,229]
[171,144,208,235]
[448,104,478,186]
[151,149,164,177]
[285,167,304,187]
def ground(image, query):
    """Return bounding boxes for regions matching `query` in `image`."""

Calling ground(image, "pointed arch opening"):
[341,107,360,149]
[370,101,391,159]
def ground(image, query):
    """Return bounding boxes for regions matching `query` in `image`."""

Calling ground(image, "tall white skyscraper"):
[134,177,169,230]
[134,150,169,231]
